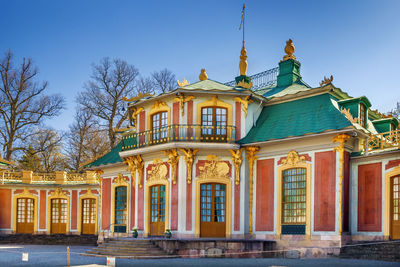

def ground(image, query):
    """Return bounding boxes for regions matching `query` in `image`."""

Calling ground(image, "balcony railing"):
[366,129,400,152]
[121,124,236,151]
[0,170,99,184]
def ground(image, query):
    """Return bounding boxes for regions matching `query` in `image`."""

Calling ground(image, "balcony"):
[366,129,400,152]
[121,124,236,151]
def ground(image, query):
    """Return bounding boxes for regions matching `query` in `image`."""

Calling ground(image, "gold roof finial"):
[177,78,190,87]
[239,41,248,76]
[199,69,208,81]
[283,39,296,61]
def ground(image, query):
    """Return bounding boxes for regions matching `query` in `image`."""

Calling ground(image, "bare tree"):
[20,128,66,172]
[136,76,155,95]
[0,50,65,161]
[66,107,108,171]
[151,68,176,93]
[390,102,400,120]
[78,57,139,149]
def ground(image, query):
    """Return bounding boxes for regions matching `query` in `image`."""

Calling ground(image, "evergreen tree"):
[18,145,42,171]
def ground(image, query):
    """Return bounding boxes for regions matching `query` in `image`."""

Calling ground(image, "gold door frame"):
[78,188,99,235]
[384,164,400,238]
[12,188,38,234]
[47,188,70,235]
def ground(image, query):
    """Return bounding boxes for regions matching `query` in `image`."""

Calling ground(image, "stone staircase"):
[83,238,174,259]
[340,240,400,262]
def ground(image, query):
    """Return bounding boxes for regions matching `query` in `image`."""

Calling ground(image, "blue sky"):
[1,0,399,131]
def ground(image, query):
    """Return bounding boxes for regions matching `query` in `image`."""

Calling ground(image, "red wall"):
[358,162,382,232]
[171,169,179,230]
[186,183,192,231]
[0,189,11,229]
[101,179,111,230]
[137,169,144,230]
[343,151,350,232]
[173,102,179,139]
[255,159,274,231]
[314,151,336,231]
[130,183,135,231]
[39,190,46,229]
[234,183,240,231]
[235,102,241,140]
[187,100,193,138]
[71,190,78,230]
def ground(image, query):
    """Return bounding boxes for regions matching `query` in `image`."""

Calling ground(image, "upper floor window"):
[201,107,227,141]
[359,103,366,128]
[152,112,168,141]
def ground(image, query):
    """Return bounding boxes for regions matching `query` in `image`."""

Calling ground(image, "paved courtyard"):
[0,245,399,267]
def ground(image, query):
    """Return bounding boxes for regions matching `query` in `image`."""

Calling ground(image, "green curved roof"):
[239,93,353,144]
[84,141,123,168]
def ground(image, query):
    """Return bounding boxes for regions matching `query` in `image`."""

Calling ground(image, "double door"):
[16,198,34,234]
[81,198,96,235]
[51,198,67,234]
[200,183,226,237]
[391,176,400,239]
[150,185,165,236]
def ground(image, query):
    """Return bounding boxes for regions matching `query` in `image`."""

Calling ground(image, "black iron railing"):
[121,124,236,151]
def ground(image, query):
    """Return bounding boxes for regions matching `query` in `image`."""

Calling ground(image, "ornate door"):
[200,183,226,237]
[201,107,227,142]
[16,198,34,234]
[51,198,67,234]
[150,185,165,236]
[81,198,96,235]
[114,186,127,233]
[391,176,400,239]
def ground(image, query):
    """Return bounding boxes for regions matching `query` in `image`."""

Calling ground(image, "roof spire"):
[283,39,296,61]
[199,69,208,81]
[235,4,252,89]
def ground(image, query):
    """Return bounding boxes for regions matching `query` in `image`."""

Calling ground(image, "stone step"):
[86,249,168,256]
[80,252,178,259]
[92,247,162,253]
[100,243,158,249]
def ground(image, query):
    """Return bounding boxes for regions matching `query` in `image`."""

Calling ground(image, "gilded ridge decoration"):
[320,75,334,87]
[114,173,127,185]
[199,69,208,81]
[281,150,306,166]
[124,155,144,188]
[333,133,350,235]
[283,39,296,61]
[340,107,358,124]
[234,95,253,118]
[229,148,244,185]
[147,159,168,182]
[246,146,259,235]
[198,155,230,181]
[179,148,199,184]
[165,149,179,185]
[123,92,155,102]
[239,41,248,76]
[177,78,190,87]
[129,106,144,129]
[173,93,195,116]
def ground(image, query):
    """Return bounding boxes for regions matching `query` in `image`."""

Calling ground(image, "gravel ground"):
[0,244,399,267]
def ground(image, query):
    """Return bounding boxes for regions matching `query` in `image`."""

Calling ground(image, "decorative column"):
[229,148,244,185]
[179,149,199,184]
[333,133,350,235]
[124,155,144,188]
[165,149,179,184]
[246,146,259,235]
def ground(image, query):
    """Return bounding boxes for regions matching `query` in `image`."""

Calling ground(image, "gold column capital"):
[165,149,179,185]
[179,148,199,184]
[229,148,244,185]
[124,155,144,188]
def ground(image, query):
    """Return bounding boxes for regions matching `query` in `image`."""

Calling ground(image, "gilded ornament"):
[333,133,350,235]
[198,155,230,181]
[123,92,155,102]
[50,187,67,197]
[173,93,195,116]
[177,78,190,87]
[179,148,199,184]
[236,80,253,89]
[130,106,144,129]
[340,107,358,124]
[319,75,334,87]
[115,173,127,184]
[245,146,259,235]
[283,39,296,61]
[199,69,208,81]
[229,148,244,185]
[165,149,179,185]
[239,41,248,76]
[124,155,144,188]
[234,95,253,118]
[151,100,168,111]
[147,159,168,182]
[281,150,306,166]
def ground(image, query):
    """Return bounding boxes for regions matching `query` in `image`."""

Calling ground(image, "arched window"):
[282,168,306,227]
[201,107,227,141]
[152,111,168,142]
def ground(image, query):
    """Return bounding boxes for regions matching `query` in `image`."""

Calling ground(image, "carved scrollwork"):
[147,159,168,182]
[198,155,230,181]
[281,150,306,166]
